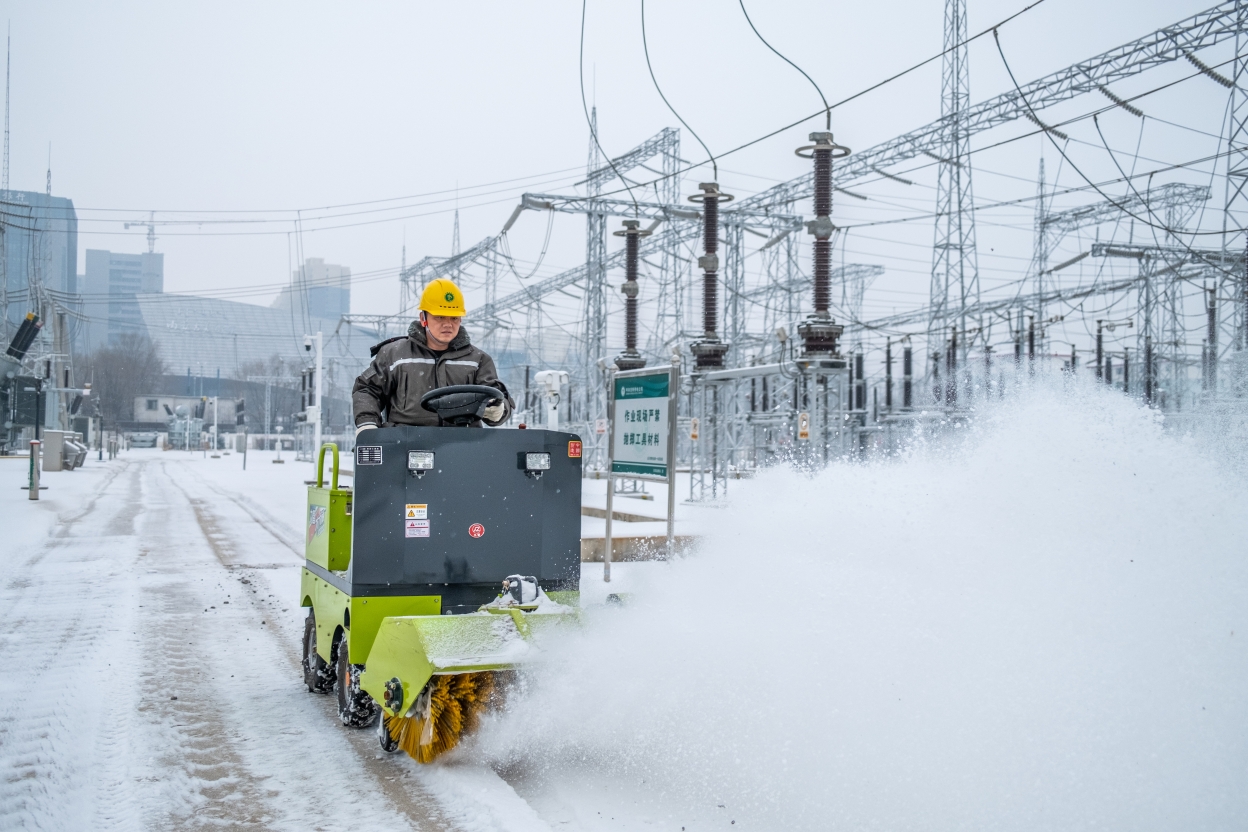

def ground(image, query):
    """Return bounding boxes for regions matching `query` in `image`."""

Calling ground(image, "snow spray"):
[474,377,1248,831]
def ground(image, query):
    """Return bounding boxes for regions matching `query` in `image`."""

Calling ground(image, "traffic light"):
[300,368,316,410]
[236,397,246,426]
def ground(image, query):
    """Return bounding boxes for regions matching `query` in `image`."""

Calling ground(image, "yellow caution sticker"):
[405,503,427,520]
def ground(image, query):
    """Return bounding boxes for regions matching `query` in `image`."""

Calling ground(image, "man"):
[352,278,513,433]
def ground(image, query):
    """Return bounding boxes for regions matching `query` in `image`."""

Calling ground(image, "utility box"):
[42,430,65,472]
[42,430,88,471]
[306,446,353,573]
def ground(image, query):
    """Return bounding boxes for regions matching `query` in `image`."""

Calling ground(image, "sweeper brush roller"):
[382,672,496,763]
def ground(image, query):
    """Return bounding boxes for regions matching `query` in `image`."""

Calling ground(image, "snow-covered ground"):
[3,381,1246,830]
[0,446,655,831]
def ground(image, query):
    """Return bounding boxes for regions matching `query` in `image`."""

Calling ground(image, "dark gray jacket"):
[352,323,513,428]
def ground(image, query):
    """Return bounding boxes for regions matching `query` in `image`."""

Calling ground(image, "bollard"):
[28,439,41,500]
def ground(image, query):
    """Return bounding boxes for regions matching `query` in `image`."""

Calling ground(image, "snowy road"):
[5,387,1246,832]
[0,451,550,831]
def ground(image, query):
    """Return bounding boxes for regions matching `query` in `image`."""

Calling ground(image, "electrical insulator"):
[688,182,734,369]
[795,132,850,358]
[612,219,650,371]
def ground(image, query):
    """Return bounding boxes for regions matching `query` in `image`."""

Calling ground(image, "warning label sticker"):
[405,503,427,520]
[405,519,430,538]
[306,505,327,544]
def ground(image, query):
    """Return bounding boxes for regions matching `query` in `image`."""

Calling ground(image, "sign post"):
[603,360,679,582]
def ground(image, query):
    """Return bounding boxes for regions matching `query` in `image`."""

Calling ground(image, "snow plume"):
[475,379,1248,830]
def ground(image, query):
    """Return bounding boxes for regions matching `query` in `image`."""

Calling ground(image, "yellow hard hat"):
[419,278,466,317]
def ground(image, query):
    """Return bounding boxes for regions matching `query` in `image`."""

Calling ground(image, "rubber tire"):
[378,715,400,753]
[302,609,333,694]
[335,640,379,728]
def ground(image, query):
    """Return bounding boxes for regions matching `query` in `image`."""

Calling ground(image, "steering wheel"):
[420,384,503,426]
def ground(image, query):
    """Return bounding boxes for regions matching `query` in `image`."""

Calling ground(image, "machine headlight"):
[407,450,435,477]
[518,451,552,479]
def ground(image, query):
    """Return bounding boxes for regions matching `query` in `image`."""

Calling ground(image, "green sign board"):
[611,371,670,478]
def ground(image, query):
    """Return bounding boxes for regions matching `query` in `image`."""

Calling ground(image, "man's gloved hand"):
[482,400,506,422]
[355,423,378,437]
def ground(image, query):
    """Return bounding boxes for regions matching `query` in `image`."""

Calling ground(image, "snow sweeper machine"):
[299,385,583,761]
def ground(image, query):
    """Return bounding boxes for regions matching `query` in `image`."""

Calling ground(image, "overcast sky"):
[5,0,1231,352]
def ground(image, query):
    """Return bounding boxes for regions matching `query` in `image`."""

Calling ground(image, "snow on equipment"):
[300,385,581,762]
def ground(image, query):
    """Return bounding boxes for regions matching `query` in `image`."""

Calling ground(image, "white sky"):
[6,0,1233,356]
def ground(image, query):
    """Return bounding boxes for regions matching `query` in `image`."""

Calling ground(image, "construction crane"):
[124,211,161,254]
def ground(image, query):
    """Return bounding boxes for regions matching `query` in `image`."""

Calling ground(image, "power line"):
[840,146,1237,230]
[639,0,718,181]
[993,26,1244,286]
[595,0,1052,201]
[63,165,588,216]
[738,1,830,130]
[2,1,1053,241]
[993,28,1240,238]
[579,0,638,213]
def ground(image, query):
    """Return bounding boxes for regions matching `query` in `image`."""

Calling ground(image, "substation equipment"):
[331,2,1248,498]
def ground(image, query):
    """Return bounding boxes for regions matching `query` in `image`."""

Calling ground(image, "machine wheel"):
[335,640,379,728]
[378,713,400,753]
[302,609,333,694]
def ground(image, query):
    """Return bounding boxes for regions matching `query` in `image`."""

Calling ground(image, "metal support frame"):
[356,2,1248,482]
[737,1,1247,214]
[930,0,981,363]
[1225,5,1248,390]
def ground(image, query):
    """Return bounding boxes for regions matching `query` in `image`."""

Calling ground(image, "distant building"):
[133,291,377,382]
[271,257,351,323]
[1,189,78,333]
[132,394,237,429]
[79,249,164,352]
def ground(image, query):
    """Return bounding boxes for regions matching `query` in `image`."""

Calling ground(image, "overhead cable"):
[639,0,719,180]
[579,0,639,214]
[738,1,831,130]
[993,27,1245,285]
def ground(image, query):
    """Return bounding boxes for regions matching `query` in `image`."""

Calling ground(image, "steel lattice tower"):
[1224,3,1248,367]
[583,107,609,452]
[929,0,981,363]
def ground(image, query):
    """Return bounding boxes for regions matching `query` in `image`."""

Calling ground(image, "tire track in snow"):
[177,465,303,560]
[173,458,567,832]
[157,459,455,830]
[0,462,145,830]
[4,458,132,579]
[133,464,282,830]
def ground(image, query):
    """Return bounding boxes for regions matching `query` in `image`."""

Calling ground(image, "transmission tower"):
[647,128,683,356]
[929,0,981,365]
[1031,158,1050,327]
[583,106,608,452]
[1225,2,1248,374]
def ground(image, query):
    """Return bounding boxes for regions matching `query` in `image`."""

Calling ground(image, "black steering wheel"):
[420,384,503,426]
